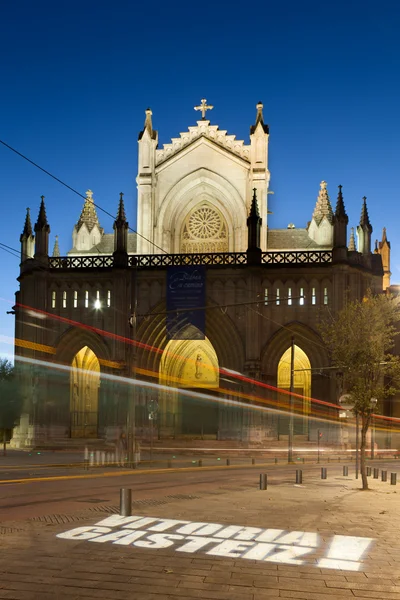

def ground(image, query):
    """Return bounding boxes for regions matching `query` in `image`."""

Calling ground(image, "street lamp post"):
[288,336,295,463]
[126,262,137,468]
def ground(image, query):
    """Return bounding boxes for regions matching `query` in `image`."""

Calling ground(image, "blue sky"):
[1,0,400,359]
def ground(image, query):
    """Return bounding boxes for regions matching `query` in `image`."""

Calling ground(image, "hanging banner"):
[166,266,206,340]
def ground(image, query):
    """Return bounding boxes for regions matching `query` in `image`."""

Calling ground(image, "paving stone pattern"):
[2,476,400,599]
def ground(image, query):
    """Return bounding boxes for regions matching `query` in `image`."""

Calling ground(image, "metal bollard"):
[95,450,101,466]
[321,467,327,480]
[198,459,202,467]
[111,452,115,466]
[259,473,267,490]
[89,453,94,467]
[391,473,397,485]
[373,468,379,479]
[295,469,303,484]
[120,488,132,517]
[226,458,230,466]
[343,466,349,476]
[275,457,278,464]
[382,470,387,482]
[83,447,89,470]
[101,451,106,466]
[367,467,372,476]
[251,458,255,465]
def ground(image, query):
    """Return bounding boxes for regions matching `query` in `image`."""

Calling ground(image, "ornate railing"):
[262,250,332,265]
[48,250,332,270]
[49,256,114,269]
[130,252,248,267]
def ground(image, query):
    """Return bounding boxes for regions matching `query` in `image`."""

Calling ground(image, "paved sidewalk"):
[1,471,400,599]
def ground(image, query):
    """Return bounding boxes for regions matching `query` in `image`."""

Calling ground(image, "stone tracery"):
[181,203,228,253]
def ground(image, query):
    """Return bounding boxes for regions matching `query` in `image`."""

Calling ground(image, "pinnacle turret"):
[52,235,60,257]
[348,227,356,251]
[20,207,35,263]
[250,101,269,134]
[359,196,372,231]
[138,108,157,140]
[247,189,262,263]
[377,227,391,290]
[113,192,129,264]
[312,181,334,225]
[335,185,348,222]
[35,196,49,231]
[357,197,373,255]
[21,207,33,240]
[76,190,101,233]
[34,196,50,258]
[249,187,261,219]
[115,192,127,225]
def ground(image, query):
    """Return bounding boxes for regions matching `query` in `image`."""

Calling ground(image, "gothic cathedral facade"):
[12,101,392,447]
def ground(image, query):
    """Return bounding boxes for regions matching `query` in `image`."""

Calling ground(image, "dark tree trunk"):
[360,413,371,490]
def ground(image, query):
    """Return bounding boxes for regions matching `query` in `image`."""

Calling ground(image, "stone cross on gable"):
[194,98,214,119]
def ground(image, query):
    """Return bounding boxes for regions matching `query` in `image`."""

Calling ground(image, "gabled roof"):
[68,232,137,255]
[155,120,250,166]
[267,228,330,250]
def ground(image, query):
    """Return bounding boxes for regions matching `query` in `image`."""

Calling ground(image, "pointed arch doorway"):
[277,345,311,436]
[70,346,100,438]
[159,337,220,437]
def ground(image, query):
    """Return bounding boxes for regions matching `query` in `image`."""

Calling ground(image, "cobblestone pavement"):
[1,471,400,599]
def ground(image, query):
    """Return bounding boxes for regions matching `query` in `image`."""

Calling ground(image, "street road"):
[1,458,398,522]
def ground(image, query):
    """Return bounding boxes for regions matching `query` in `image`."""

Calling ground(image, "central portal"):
[70,346,100,438]
[159,337,219,437]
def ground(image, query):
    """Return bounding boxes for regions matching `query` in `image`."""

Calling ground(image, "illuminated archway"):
[70,346,100,438]
[277,345,311,435]
[159,337,219,436]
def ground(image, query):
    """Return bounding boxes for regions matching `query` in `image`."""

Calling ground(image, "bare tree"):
[319,292,400,490]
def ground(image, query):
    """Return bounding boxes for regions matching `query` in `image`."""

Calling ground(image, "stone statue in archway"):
[195,354,203,379]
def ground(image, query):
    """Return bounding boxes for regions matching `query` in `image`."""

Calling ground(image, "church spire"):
[348,227,356,251]
[76,190,101,233]
[312,181,334,225]
[52,235,60,257]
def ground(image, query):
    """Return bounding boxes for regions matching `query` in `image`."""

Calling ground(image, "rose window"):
[181,204,228,253]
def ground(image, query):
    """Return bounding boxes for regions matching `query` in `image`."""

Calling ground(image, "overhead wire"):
[0,138,168,254]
